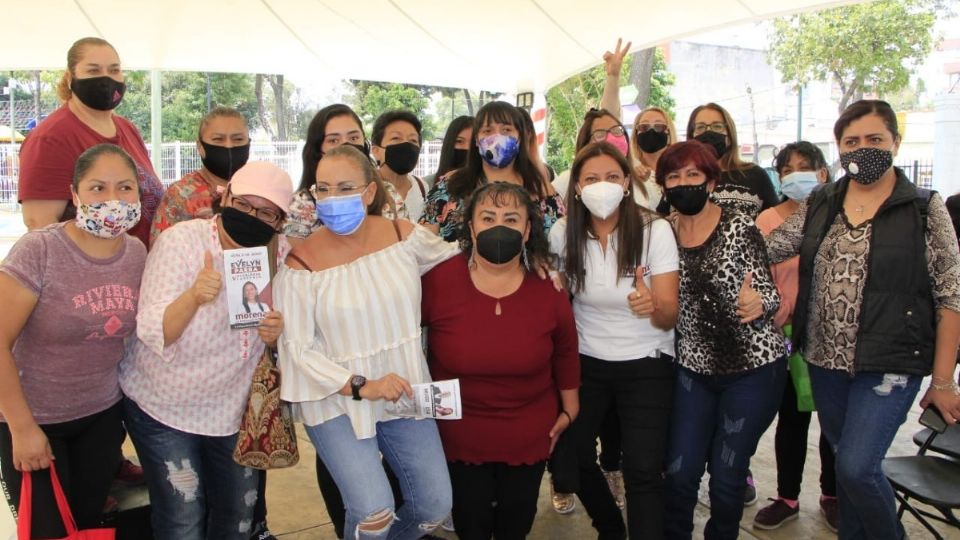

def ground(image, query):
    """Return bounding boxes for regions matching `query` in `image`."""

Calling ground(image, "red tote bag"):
[17,462,115,540]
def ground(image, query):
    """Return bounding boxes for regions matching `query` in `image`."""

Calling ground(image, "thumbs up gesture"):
[191,251,222,305]
[736,271,762,324]
[628,266,657,317]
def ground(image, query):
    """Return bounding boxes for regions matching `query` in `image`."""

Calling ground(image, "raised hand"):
[736,271,763,323]
[603,38,632,77]
[191,251,222,305]
[628,266,656,317]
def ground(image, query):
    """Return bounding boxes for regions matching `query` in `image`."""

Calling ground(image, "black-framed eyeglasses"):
[693,122,727,135]
[227,190,283,226]
[636,123,668,133]
[590,125,625,141]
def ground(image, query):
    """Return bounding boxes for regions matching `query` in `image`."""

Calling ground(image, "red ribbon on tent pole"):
[17,462,115,540]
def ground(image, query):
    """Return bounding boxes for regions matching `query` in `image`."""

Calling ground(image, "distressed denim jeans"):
[305,414,451,540]
[664,359,786,540]
[808,365,920,540]
[123,398,259,540]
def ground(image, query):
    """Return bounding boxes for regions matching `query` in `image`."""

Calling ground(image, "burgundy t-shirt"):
[422,254,580,465]
[17,105,164,248]
[0,223,147,424]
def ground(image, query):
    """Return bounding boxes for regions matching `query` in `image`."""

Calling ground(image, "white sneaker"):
[550,480,576,514]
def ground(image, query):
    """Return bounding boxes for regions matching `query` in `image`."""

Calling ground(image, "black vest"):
[793,170,935,375]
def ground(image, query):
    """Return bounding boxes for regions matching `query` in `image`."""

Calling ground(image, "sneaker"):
[113,458,145,487]
[441,514,455,532]
[752,498,799,530]
[743,470,758,506]
[550,480,576,514]
[603,469,625,510]
[820,496,839,533]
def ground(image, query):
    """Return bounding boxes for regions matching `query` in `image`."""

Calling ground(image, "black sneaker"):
[743,470,758,506]
[753,498,800,530]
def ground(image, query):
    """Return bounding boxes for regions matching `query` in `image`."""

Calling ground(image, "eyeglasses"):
[693,122,727,135]
[590,125,625,142]
[228,192,282,226]
[636,123,668,133]
[310,183,365,198]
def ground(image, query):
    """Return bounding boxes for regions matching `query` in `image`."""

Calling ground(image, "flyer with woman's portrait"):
[224,246,271,329]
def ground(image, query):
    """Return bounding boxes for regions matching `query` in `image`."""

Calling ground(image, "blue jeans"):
[808,365,920,540]
[123,398,259,540]
[664,359,786,540]
[304,414,451,540]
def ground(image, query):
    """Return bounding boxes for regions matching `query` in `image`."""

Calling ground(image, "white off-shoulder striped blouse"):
[274,224,459,439]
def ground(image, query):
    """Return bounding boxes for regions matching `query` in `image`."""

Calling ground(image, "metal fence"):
[0,140,444,209]
[895,160,933,190]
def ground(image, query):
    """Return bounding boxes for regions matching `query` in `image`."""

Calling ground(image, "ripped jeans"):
[664,359,786,540]
[808,365,920,540]
[305,414,451,540]
[123,398,258,540]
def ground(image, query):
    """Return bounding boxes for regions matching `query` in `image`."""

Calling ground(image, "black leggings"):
[0,403,124,538]
[773,373,837,499]
[448,460,546,540]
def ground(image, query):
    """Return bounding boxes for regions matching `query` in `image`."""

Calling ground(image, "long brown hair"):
[57,37,117,103]
[564,142,659,295]
[686,102,751,174]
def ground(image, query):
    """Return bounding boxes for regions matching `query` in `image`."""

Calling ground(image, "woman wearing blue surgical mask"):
[150,107,251,246]
[275,145,461,540]
[765,100,960,540]
[284,104,407,247]
[421,101,564,243]
[752,142,839,532]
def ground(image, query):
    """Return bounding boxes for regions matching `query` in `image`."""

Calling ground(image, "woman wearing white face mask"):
[0,144,146,537]
[549,142,679,539]
[752,142,839,532]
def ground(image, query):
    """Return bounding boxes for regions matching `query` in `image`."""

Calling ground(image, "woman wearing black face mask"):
[18,37,165,249]
[150,106,251,246]
[421,181,580,540]
[284,104,406,247]
[425,116,475,192]
[684,103,778,218]
[765,100,960,540]
[371,110,428,222]
[655,141,786,540]
[120,162,291,540]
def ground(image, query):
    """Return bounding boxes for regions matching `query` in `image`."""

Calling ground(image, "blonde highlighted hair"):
[56,37,117,103]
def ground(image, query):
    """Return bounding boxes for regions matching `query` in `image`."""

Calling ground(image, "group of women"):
[0,35,958,540]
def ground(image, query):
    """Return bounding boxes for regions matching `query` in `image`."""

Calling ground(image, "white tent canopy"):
[6,0,860,93]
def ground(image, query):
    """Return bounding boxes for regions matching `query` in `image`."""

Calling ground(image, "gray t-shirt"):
[0,223,147,424]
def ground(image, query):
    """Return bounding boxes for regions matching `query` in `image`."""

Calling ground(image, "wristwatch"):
[350,375,367,401]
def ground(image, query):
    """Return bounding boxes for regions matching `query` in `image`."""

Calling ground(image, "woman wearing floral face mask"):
[17,37,164,248]
[765,100,960,539]
[752,141,839,532]
[656,140,786,540]
[421,101,564,243]
[0,144,146,538]
[150,106,251,246]
[548,142,679,539]
[120,161,291,540]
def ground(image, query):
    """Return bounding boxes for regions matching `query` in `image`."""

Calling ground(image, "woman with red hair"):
[656,141,786,539]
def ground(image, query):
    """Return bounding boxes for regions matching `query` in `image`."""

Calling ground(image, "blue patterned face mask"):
[477,134,520,168]
[315,193,366,235]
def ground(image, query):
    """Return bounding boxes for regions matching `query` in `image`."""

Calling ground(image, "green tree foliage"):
[350,81,438,140]
[768,0,942,113]
[545,47,676,172]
